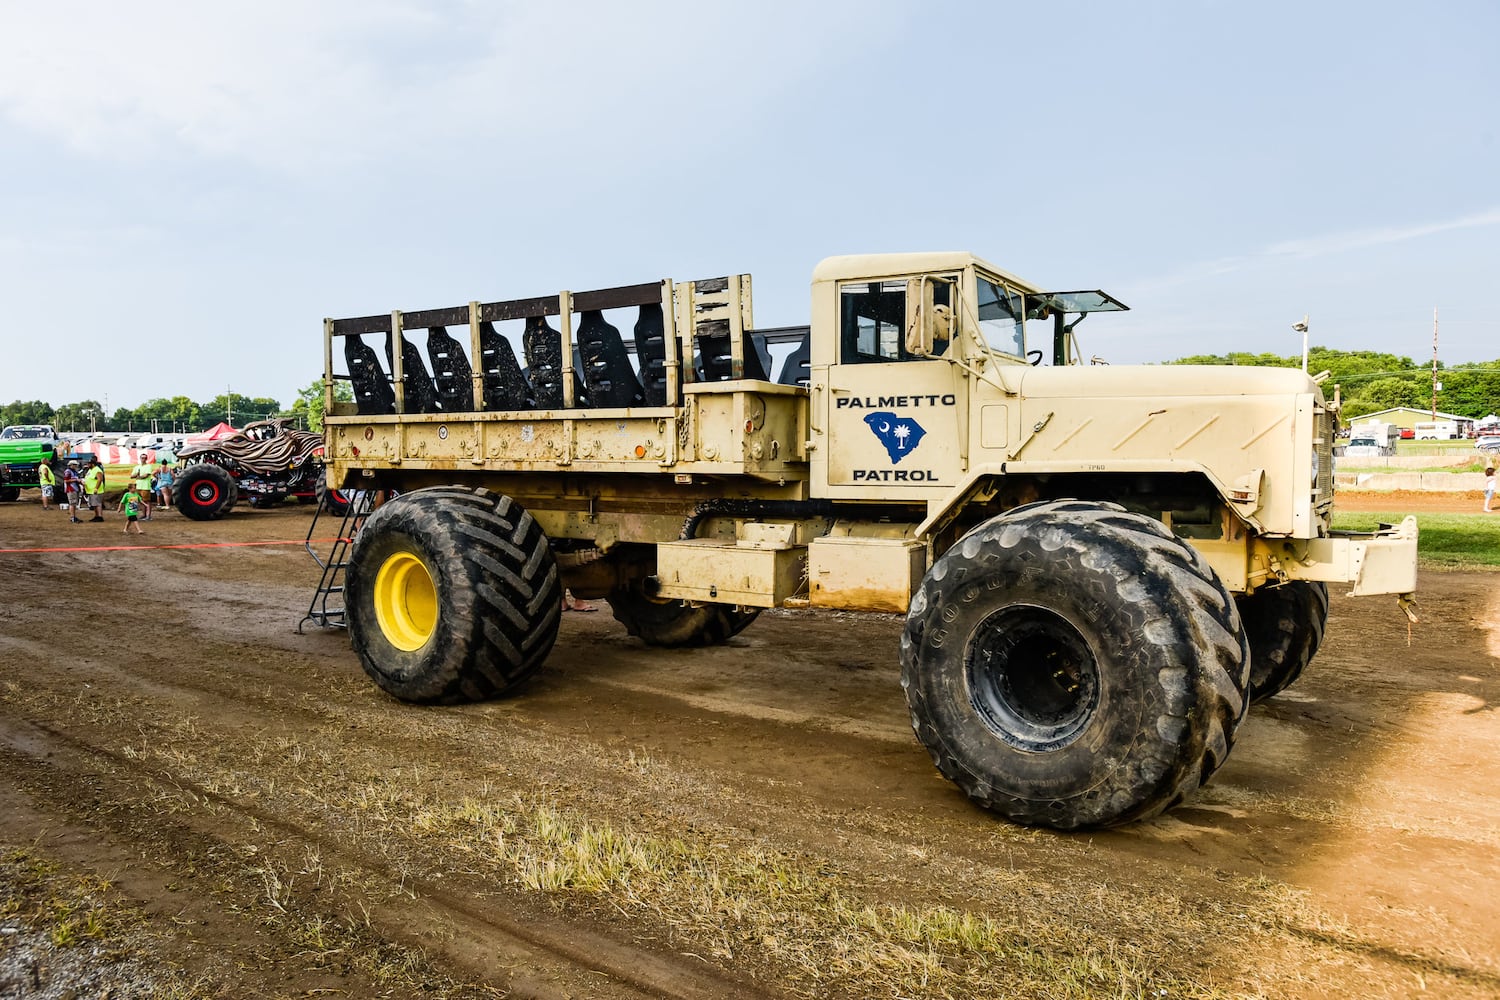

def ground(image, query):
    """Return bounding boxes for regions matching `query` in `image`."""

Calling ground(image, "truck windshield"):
[1,427,49,439]
[976,275,1025,358]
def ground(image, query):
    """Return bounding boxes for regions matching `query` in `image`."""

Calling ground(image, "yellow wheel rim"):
[373,550,438,651]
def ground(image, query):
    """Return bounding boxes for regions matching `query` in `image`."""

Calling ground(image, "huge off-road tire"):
[0,485,17,502]
[1237,581,1329,703]
[346,487,562,703]
[606,583,760,648]
[901,500,1251,830]
[176,464,238,520]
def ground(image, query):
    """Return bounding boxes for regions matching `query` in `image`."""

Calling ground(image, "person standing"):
[130,453,155,520]
[62,459,84,522]
[82,456,106,522]
[155,459,175,509]
[37,460,57,510]
[1486,467,1496,513]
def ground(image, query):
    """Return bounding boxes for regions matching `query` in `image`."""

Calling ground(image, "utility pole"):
[226,384,232,427]
[1431,307,1440,421]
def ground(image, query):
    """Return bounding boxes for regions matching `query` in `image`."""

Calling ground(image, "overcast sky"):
[2,1,1497,412]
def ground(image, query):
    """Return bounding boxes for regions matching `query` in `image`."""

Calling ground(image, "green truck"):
[0,424,63,501]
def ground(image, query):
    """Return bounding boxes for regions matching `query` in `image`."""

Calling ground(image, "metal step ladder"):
[298,490,374,632]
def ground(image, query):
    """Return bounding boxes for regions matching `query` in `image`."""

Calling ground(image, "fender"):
[913,459,1258,540]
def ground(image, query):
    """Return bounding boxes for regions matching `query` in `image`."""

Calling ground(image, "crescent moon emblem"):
[878,421,890,432]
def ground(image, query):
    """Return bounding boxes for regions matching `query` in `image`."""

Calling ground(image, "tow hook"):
[1397,593,1419,644]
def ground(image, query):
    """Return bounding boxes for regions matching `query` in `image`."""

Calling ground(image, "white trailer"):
[1413,420,1459,440]
[1344,421,1399,456]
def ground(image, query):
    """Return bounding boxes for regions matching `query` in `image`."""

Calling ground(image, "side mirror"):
[904,278,933,356]
[905,277,953,358]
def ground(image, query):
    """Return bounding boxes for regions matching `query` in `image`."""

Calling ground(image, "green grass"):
[79,463,149,501]
[1340,437,1493,472]
[1338,460,1490,474]
[1392,439,1476,456]
[1333,510,1500,569]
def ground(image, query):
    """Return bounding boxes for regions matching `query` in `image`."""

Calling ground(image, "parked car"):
[1399,428,1415,440]
[1475,436,1500,451]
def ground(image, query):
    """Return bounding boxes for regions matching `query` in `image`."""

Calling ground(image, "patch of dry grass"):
[0,677,1259,997]
[0,845,186,996]
[11,661,1476,999]
[410,793,1226,999]
[34,691,1230,998]
[1,849,116,948]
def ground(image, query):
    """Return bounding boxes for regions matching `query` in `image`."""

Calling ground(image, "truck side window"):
[839,280,952,364]
[977,275,1025,358]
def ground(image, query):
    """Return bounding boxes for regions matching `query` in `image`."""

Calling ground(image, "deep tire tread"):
[1238,581,1329,703]
[902,499,1250,829]
[346,487,563,704]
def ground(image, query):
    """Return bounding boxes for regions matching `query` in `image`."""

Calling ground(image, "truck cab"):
[805,252,1388,598]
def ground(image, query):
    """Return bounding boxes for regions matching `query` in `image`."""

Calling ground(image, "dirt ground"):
[1,492,1497,998]
[1334,488,1488,514]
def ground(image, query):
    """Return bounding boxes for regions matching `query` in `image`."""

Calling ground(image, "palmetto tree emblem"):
[862,412,927,463]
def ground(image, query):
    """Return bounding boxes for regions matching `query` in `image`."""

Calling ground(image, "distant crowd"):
[38,456,176,535]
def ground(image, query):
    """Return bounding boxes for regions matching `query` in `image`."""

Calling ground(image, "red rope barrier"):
[0,538,344,554]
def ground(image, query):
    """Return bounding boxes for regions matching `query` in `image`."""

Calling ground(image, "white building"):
[1353,407,1474,437]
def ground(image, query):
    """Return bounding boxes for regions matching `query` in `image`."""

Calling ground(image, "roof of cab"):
[811,252,1040,291]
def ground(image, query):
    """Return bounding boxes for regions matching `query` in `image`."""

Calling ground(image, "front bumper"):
[1284,516,1419,596]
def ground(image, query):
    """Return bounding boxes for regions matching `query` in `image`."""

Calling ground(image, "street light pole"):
[1292,315,1310,373]
[1431,307,1440,421]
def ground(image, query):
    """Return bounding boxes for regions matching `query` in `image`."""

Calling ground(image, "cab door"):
[820,278,965,499]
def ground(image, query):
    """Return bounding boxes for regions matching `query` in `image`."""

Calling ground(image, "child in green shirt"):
[120,489,145,535]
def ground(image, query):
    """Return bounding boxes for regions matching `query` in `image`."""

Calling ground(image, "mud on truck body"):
[321,251,1418,830]
[176,418,340,520]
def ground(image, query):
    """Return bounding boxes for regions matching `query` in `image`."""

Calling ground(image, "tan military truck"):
[320,251,1418,829]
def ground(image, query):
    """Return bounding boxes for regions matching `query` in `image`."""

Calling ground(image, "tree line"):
[1167,348,1500,420]
[8,351,1497,432]
[0,380,352,435]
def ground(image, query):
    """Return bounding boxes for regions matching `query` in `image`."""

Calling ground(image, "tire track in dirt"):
[11,576,1265,993]
[16,555,979,846]
[0,778,376,999]
[0,714,779,1000]
[7,611,1014,915]
[10,594,1090,907]
[12,605,1481,997]
[7,504,1500,996]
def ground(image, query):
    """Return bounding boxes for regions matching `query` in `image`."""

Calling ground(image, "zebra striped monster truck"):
[176,418,343,519]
